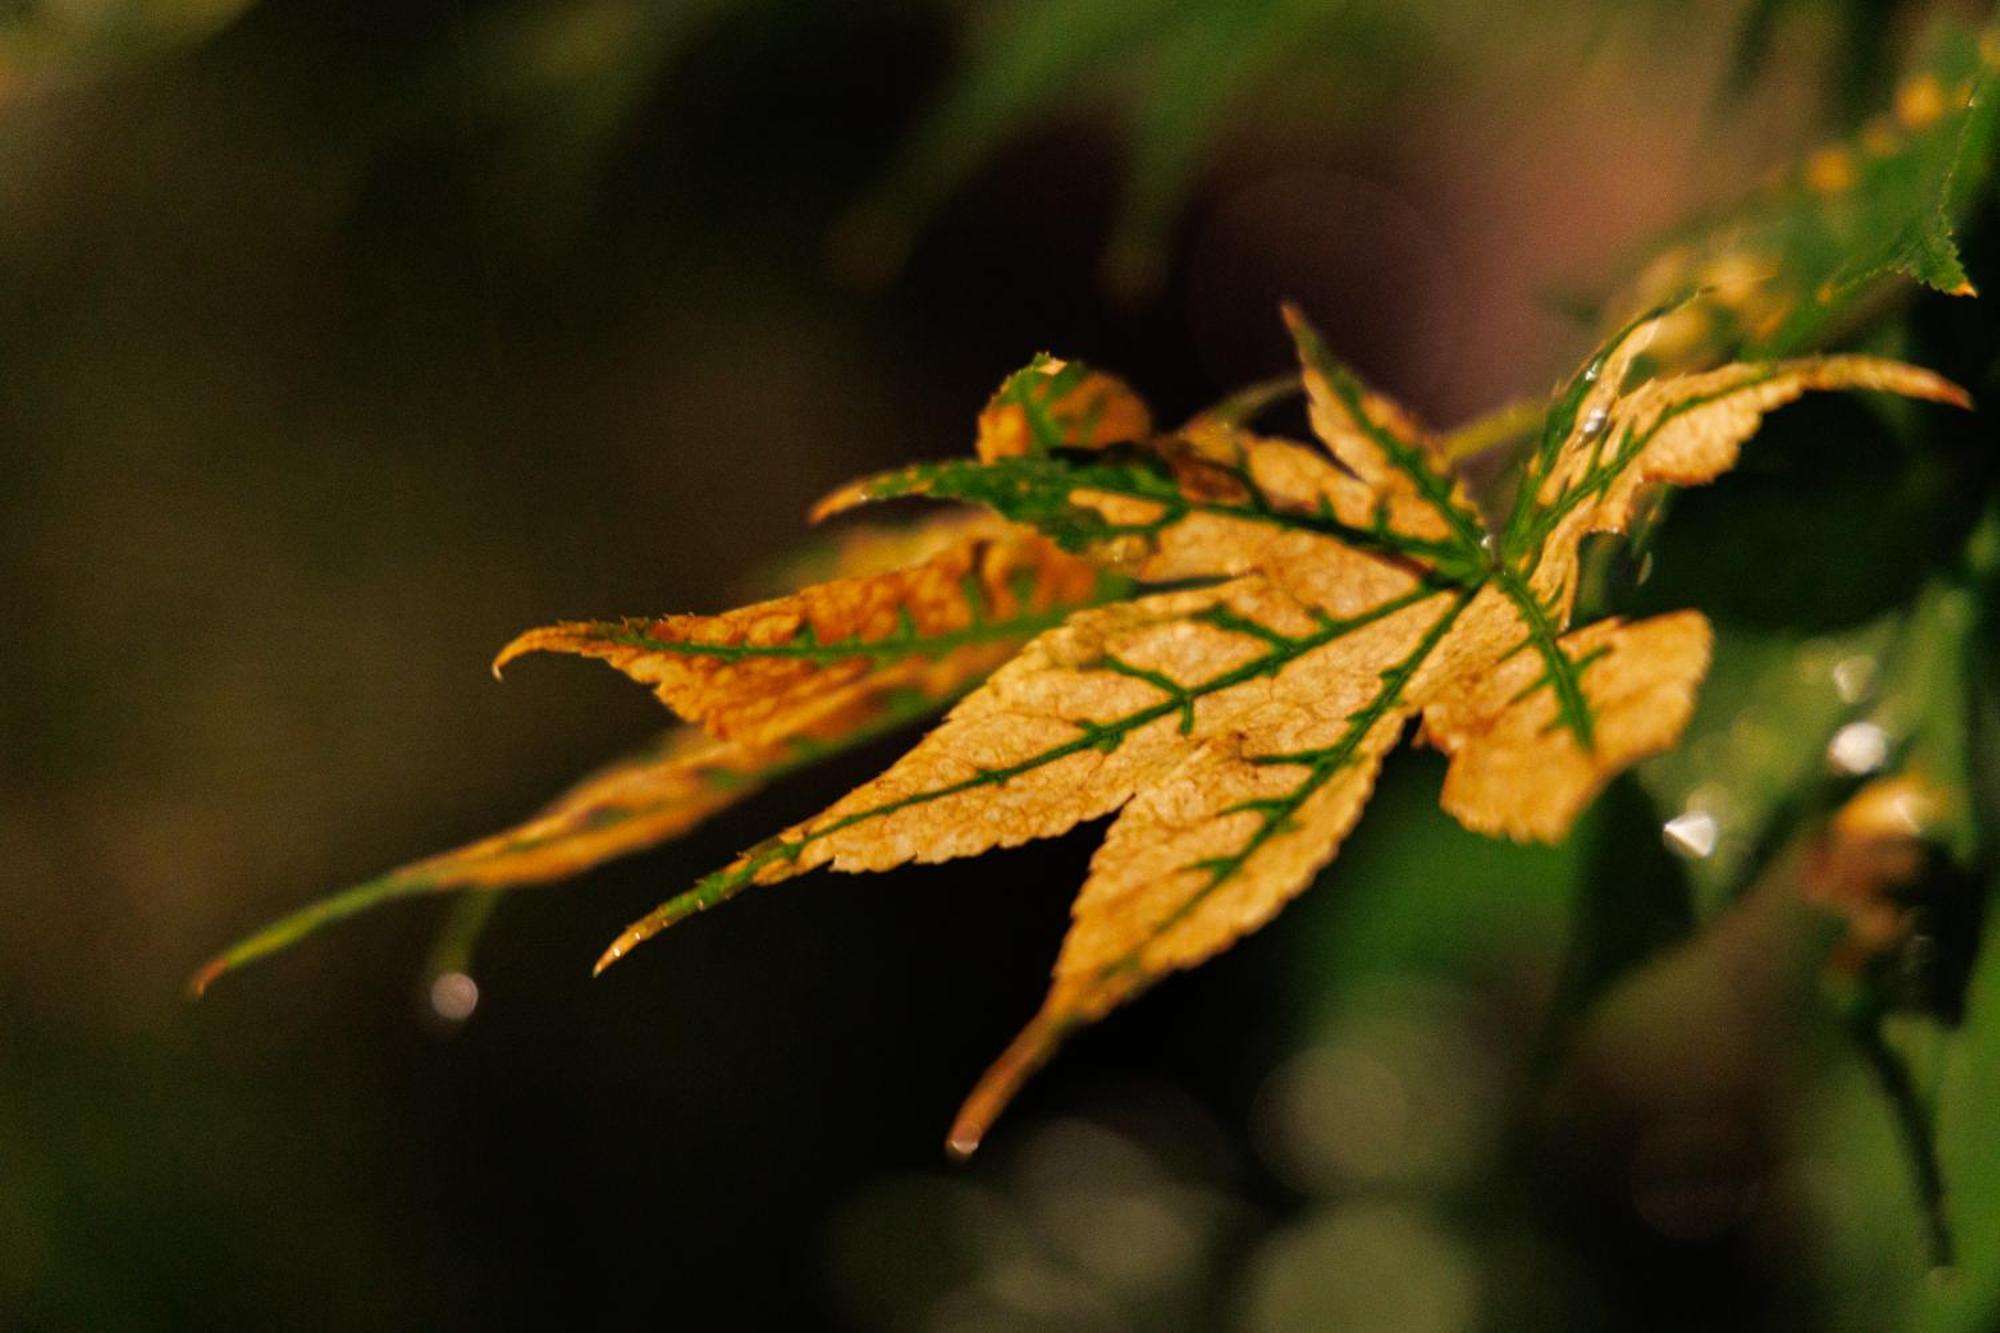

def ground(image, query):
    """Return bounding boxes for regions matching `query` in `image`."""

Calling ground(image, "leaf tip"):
[946,1007,1076,1162]
[491,629,554,679]
[593,895,690,974]
[591,930,642,977]
[809,482,871,525]
[1905,368,1976,412]
[1279,301,1343,373]
[597,861,764,976]
[187,955,227,999]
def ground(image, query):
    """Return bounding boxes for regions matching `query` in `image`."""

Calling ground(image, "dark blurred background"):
[2,0,1987,1328]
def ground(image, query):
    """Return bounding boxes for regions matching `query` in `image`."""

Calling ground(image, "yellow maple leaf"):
[492,521,1107,747]
[191,511,1115,993]
[971,354,1151,462]
[590,304,1966,1155]
[195,309,1967,1161]
[190,725,779,996]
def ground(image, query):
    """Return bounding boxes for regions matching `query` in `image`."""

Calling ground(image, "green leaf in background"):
[835,0,1438,293]
[1286,754,1597,1009]
[1637,617,1898,916]
[1612,18,2000,362]
[1911,513,2000,1331]
[1919,871,2000,1333]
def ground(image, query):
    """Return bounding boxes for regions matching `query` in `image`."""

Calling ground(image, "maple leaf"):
[491,517,1110,747]
[969,354,1152,462]
[191,511,1117,993]
[195,301,1967,1160]
[191,724,785,996]
[585,304,1966,1155]
[1609,21,2000,363]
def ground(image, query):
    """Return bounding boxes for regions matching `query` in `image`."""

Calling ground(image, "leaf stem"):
[1846,996,1956,1268]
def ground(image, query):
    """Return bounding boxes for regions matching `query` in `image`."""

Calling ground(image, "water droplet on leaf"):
[430,971,479,1022]
[1831,654,1878,704]
[1663,810,1720,859]
[1826,721,1889,776]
